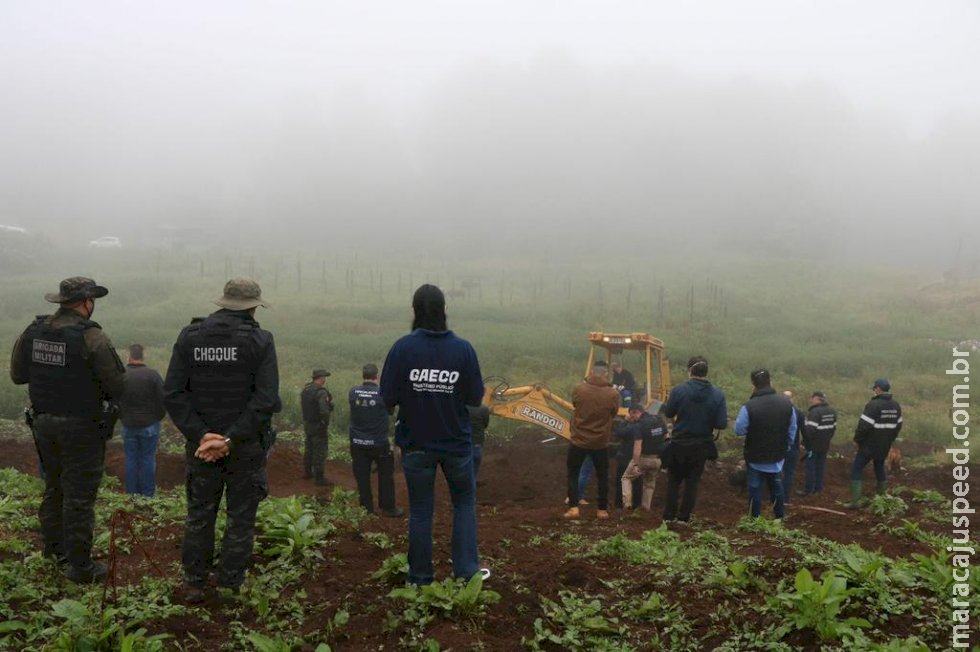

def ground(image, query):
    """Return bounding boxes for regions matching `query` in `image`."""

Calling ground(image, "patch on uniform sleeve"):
[32,340,66,366]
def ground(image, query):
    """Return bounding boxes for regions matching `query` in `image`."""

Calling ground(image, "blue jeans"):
[746,466,784,519]
[401,450,479,585]
[577,456,594,501]
[804,451,827,493]
[782,450,798,500]
[472,445,483,478]
[122,422,161,496]
[851,450,886,483]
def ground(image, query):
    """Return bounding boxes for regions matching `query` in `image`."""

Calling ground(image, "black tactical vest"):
[25,316,102,417]
[301,383,326,423]
[182,314,258,434]
[743,388,793,464]
[639,413,667,455]
[348,383,388,446]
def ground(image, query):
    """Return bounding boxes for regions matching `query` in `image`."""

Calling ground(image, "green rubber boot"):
[876,481,887,496]
[846,480,863,509]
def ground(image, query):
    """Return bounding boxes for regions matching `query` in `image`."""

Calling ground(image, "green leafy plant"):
[704,560,755,594]
[371,552,409,584]
[628,591,696,650]
[257,496,334,559]
[388,574,501,620]
[770,569,870,642]
[867,636,931,651]
[830,546,917,618]
[866,494,908,518]
[527,590,629,651]
[907,488,944,505]
[385,575,499,648]
[588,525,734,582]
[40,598,170,652]
[247,632,296,652]
[363,531,394,550]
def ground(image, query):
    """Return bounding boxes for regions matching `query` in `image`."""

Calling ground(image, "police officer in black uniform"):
[301,369,333,485]
[349,363,403,516]
[164,278,281,603]
[848,378,902,508]
[10,277,125,583]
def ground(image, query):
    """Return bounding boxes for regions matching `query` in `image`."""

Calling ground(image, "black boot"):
[66,560,107,584]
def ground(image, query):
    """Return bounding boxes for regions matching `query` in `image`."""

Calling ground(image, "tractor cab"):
[585,332,670,415]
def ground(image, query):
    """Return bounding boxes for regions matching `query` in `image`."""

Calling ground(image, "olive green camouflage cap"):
[44,277,108,304]
[312,369,331,379]
[214,277,268,310]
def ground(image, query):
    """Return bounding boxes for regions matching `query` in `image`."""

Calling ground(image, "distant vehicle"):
[89,236,121,248]
[0,225,28,235]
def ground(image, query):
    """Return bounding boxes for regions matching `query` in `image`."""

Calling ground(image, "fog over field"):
[1,1,979,266]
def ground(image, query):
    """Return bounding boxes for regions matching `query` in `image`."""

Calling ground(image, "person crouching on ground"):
[619,404,668,511]
[734,369,796,519]
[564,360,620,520]
[380,284,487,585]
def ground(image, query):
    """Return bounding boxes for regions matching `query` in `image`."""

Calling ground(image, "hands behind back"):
[195,432,230,462]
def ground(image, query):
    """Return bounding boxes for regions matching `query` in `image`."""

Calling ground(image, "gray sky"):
[2,1,979,263]
[4,0,976,135]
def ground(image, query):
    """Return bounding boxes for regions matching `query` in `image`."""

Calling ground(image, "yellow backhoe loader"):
[482,332,670,440]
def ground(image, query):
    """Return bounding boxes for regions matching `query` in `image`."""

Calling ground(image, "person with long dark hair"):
[380,285,488,585]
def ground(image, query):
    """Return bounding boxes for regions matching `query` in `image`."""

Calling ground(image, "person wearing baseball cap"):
[848,378,902,508]
[800,391,837,497]
[301,368,334,485]
[10,277,125,584]
[164,277,282,603]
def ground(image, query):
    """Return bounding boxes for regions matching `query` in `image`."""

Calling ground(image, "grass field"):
[0,249,974,452]
[0,249,975,650]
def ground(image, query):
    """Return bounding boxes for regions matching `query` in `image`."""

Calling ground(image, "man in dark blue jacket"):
[661,356,728,523]
[380,285,486,585]
[349,363,402,517]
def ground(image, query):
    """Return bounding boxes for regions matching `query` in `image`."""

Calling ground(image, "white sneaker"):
[479,568,491,580]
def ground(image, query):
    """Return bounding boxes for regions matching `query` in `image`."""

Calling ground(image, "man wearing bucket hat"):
[10,277,126,583]
[301,368,333,485]
[164,278,281,603]
[847,378,902,508]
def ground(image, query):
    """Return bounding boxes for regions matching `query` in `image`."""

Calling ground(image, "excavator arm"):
[482,332,671,439]
[483,380,573,440]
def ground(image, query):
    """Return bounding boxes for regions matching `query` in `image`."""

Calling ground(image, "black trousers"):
[567,444,609,510]
[663,447,709,522]
[350,445,396,513]
[183,440,268,589]
[33,415,105,570]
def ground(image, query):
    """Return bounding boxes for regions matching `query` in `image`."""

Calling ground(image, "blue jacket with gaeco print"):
[380,329,484,456]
